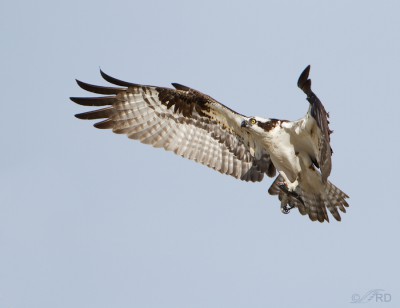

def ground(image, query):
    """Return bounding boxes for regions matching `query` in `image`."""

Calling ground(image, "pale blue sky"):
[1,0,399,307]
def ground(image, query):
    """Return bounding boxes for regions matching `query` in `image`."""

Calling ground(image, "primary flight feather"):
[71,66,349,222]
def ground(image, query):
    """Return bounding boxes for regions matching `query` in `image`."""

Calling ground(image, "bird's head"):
[240,117,255,128]
[241,116,277,134]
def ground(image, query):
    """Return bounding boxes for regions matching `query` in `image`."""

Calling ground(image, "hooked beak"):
[241,120,248,128]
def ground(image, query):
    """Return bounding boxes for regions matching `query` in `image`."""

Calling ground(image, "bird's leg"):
[278,182,301,199]
[277,176,305,213]
[277,181,289,192]
[277,171,298,192]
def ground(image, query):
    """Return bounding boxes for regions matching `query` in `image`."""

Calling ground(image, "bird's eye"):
[250,118,257,125]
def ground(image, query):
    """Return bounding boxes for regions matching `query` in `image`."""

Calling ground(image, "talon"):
[281,204,294,214]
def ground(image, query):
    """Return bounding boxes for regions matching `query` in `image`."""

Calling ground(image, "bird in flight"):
[71,65,349,222]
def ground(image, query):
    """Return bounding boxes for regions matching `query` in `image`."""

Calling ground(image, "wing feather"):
[75,80,125,95]
[71,71,276,182]
[70,96,117,106]
[297,65,332,182]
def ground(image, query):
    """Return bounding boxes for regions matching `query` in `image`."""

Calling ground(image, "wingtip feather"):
[70,96,116,106]
[75,79,124,94]
[74,107,113,120]
[100,69,137,87]
[94,119,114,129]
[297,65,312,94]
[172,83,191,91]
[74,113,86,119]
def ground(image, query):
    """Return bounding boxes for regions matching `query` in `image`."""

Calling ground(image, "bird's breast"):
[262,127,300,182]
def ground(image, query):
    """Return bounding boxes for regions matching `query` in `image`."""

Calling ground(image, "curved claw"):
[281,204,295,215]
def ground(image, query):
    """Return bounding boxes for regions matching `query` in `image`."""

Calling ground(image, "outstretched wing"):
[70,70,276,182]
[297,65,332,182]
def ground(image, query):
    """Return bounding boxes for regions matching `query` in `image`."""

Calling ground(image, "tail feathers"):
[268,176,349,223]
[325,182,349,220]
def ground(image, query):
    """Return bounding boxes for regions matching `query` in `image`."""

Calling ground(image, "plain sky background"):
[1,0,399,307]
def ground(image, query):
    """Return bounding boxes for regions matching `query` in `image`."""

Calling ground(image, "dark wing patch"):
[297,65,332,182]
[71,71,276,182]
[156,86,212,118]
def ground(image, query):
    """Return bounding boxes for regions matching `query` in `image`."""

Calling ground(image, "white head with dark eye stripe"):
[241,116,277,133]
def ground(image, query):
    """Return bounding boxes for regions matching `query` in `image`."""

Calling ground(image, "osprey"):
[71,66,349,222]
